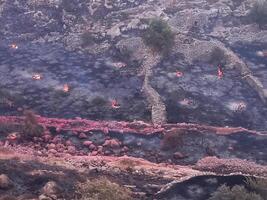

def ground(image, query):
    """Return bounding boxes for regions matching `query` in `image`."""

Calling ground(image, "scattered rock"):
[18,194,38,200]
[79,133,87,139]
[83,140,93,147]
[48,149,57,154]
[67,146,76,154]
[56,143,65,151]
[103,139,121,148]
[173,152,187,160]
[38,194,52,200]
[122,146,129,152]
[65,140,73,146]
[89,144,96,150]
[47,143,56,150]
[0,195,16,200]
[0,174,13,189]
[91,151,98,156]
[42,134,52,142]
[51,136,62,144]
[97,145,103,153]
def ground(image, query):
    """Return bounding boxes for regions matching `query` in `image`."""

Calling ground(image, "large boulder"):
[41,181,62,199]
[0,174,13,190]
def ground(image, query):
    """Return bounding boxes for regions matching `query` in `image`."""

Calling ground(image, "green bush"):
[143,18,175,54]
[249,0,267,28]
[209,47,227,66]
[90,96,108,107]
[77,177,132,200]
[208,185,263,200]
[81,32,95,47]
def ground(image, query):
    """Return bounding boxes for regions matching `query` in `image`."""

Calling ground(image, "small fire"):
[7,132,20,141]
[5,99,13,107]
[32,74,42,80]
[236,102,247,112]
[113,62,126,69]
[217,67,223,79]
[10,43,18,49]
[175,71,183,77]
[63,84,70,93]
[111,99,120,109]
[256,50,267,57]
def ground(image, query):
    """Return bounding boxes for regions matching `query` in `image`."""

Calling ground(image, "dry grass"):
[245,177,267,198]
[77,177,133,200]
[208,184,263,200]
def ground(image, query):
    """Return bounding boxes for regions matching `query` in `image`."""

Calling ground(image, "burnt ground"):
[0,42,150,121]
[151,54,267,130]
[0,0,267,199]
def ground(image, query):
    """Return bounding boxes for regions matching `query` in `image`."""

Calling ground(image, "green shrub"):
[143,18,175,54]
[90,96,108,107]
[209,47,227,66]
[81,32,95,47]
[77,177,132,200]
[249,0,267,28]
[208,185,263,200]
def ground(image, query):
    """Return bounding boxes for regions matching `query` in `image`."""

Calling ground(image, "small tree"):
[249,0,267,28]
[143,18,175,54]
[22,110,43,139]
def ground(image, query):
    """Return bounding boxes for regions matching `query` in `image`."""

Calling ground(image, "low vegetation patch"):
[245,177,267,198]
[209,47,227,67]
[209,178,267,200]
[77,177,132,200]
[208,184,263,200]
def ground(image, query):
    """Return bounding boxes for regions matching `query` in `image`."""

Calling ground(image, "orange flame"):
[32,74,42,80]
[176,71,183,77]
[10,44,18,49]
[217,67,223,79]
[63,84,70,93]
[111,99,120,109]
[114,62,126,69]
